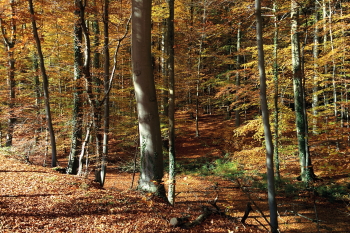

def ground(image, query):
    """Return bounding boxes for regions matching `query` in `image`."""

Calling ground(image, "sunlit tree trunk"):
[255,1,278,232]
[166,0,176,205]
[312,4,320,135]
[132,0,166,196]
[322,0,329,107]
[291,0,314,182]
[100,0,110,187]
[68,0,84,174]
[328,1,338,118]
[28,0,57,167]
[0,0,16,147]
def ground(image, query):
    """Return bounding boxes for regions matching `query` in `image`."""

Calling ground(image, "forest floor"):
[0,111,350,232]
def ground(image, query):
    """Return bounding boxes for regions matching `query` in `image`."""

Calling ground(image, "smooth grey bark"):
[132,0,165,196]
[101,0,110,187]
[0,0,16,147]
[28,0,57,167]
[68,0,84,174]
[291,0,314,182]
[255,1,278,232]
[166,0,176,206]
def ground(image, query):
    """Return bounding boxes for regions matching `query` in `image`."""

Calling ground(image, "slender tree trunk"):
[101,0,110,188]
[235,23,241,127]
[132,0,166,196]
[322,0,329,107]
[328,1,337,118]
[195,2,207,138]
[32,53,41,144]
[255,1,278,232]
[68,0,84,174]
[6,52,16,147]
[161,19,169,117]
[0,0,16,147]
[92,0,103,159]
[195,80,200,137]
[167,0,176,206]
[312,4,320,135]
[272,1,280,180]
[28,0,57,167]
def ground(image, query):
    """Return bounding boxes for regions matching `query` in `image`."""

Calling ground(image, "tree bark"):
[28,0,57,167]
[132,0,165,196]
[291,0,314,182]
[101,0,110,188]
[0,0,16,147]
[312,3,320,135]
[68,0,84,174]
[255,1,278,232]
[167,0,176,206]
[272,1,280,180]
[235,23,241,127]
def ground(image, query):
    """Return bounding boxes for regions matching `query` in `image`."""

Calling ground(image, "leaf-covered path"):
[1,113,350,232]
[0,153,260,232]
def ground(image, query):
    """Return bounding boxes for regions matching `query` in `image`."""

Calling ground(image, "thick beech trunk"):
[132,0,165,196]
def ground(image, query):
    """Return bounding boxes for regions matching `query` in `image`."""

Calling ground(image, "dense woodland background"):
[0,0,350,232]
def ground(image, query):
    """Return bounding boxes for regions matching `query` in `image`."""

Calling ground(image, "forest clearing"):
[0,112,349,232]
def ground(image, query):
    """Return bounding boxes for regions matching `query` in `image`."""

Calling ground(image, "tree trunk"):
[28,0,57,167]
[255,1,278,232]
[132,0,165,196]
[312,4,320,135]
[101,0,110,188]
[161,19,169,117]
[0,1,16,147]
[272,1,280,181]
[68,0,84,174]
[166,0,176,206]
[291,0,314,182]
[235,23,241,127]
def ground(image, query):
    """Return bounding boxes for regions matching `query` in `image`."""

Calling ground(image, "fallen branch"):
[236,179,271,227]
[169,206,212,228]
[170,195,238,229]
